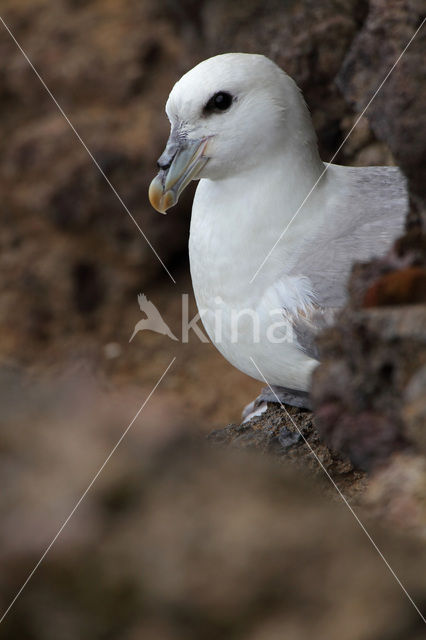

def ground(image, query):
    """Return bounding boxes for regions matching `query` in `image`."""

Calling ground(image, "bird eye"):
[204,91,233,114]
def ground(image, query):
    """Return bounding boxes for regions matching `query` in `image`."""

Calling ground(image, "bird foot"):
[242,385,312,422]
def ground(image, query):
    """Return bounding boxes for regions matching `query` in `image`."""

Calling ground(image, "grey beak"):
[149,129,210,214]
[156,129,181,171]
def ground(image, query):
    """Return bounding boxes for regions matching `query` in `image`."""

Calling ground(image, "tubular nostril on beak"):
[157,134,180,172]
[157,158,172,170]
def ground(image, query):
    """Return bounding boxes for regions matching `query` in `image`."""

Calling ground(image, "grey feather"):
[290,165,408,307]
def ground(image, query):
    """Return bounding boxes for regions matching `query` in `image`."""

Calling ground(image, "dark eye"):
[204,91,233,114]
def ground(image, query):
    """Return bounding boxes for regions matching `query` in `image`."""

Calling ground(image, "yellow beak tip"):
[148,175,175,214]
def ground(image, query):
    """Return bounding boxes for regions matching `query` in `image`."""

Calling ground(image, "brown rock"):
[364,453,426,537]
[363,267,426,307]
[312,306,426,469]
[403,365,426,454]
[209,403,366,498]
[337,0,426,221]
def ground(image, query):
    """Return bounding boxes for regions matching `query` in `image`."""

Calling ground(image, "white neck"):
[189,142,325,307]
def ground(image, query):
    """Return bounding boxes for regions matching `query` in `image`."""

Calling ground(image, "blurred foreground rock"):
[0,367,426,639]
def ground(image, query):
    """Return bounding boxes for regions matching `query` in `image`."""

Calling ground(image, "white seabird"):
[149,53,407,409]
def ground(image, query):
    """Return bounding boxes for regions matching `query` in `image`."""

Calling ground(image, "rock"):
[364,453,426,537]
[0,371,425,638]
[337,0,426,223]
[209,404,366,499]
[347,230,426,309]
[403,365,426,454]
[312,306,426,470]
[363,267,426,307]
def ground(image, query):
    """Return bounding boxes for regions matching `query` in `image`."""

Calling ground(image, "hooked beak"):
[149,131,210,214]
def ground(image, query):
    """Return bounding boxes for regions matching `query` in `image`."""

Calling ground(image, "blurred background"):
[1,1,425,638]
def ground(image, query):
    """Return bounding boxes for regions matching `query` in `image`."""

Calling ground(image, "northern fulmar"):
[148,53,408,410]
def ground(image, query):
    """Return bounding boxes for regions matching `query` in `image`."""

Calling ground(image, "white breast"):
[189,172,320,390]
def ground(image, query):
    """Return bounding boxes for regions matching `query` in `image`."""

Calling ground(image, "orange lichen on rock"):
[363,267,426,307]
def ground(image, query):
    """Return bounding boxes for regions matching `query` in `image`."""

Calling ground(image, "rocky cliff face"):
[1,1,425,637]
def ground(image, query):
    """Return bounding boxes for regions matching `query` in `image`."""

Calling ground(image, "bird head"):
[149,53,316,213]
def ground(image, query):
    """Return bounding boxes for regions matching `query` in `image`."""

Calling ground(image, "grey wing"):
[290,165,407,308]
[279,166,407,358]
